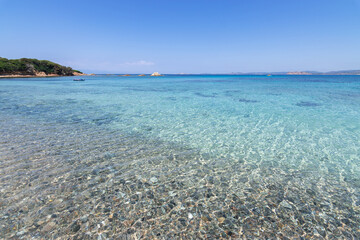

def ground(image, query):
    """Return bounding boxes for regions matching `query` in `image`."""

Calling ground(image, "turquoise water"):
[1,75,360,238]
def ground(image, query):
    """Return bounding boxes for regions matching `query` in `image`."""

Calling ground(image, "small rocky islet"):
[0,115,359,239]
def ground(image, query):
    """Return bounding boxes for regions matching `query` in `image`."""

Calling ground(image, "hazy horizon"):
[1,0,360,74]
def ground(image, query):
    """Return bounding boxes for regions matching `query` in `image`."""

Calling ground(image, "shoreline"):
[0,74,61,78]
[0,73,89,78]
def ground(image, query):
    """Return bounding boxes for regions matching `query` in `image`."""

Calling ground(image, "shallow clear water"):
[0,75,359,239]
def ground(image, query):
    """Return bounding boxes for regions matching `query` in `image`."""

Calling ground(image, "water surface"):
[0,75,359,239]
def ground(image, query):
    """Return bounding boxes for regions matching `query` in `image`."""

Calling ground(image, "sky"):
[0,0,360,74]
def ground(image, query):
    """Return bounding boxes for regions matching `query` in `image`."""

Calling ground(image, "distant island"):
[229,70,360,75]
[0,57,86,78]
[285,70,360,75]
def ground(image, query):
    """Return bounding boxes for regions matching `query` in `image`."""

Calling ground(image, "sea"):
[0,75,359,239]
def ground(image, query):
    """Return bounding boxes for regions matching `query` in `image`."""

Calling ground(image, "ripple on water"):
[0,114,359,239]
[1,75,360,239]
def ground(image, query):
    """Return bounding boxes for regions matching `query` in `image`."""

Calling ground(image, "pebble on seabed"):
[0,117,359,239]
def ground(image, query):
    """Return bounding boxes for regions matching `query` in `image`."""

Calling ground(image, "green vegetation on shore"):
[0,57,82,76]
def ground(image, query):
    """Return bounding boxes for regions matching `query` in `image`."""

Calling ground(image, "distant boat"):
[73,79,85,81]
[267,74,271,76]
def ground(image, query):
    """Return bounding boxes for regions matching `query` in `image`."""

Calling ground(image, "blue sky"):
[1,0,360,73]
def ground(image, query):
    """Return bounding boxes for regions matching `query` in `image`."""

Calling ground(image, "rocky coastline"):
[0,57,86,78]
[0,72,88,78]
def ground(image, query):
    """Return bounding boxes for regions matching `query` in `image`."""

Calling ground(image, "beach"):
[0,75,359,239]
